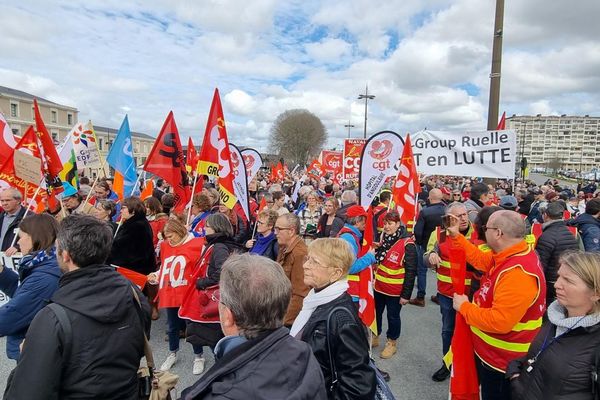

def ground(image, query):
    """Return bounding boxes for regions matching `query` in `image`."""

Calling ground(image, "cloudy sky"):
[1,0,599,151]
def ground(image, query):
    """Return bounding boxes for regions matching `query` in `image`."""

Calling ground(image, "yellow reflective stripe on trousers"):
[470,326,532,353]
[512,317,542,332]
[347,274,359,281]
[375,274,405,285]
[377,264,405,276]
[436,273,471,285]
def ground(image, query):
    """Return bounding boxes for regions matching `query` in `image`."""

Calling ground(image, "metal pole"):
[486,0,505,131]
[344,121,355,138]
[363,87,368,138]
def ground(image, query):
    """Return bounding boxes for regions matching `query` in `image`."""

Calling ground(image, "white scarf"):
[289,280,349,337]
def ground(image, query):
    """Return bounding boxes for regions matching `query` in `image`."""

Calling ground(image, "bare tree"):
[269,109,327,166]
[546,157,564,174]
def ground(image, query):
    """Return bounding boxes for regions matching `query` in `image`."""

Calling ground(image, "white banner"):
[411,130,516,179]
[229,143,250,221]
[359,131,405,208]
[0,254,21,307]
[72,121,101,168]
[240,148,263,183]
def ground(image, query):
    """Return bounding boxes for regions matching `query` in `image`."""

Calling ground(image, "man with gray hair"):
[181,254,326,400]
[449,210,546,400]
[336,189,358,221]
[5,214,150,399]
[0,187,25,254]
[275,213,310,326]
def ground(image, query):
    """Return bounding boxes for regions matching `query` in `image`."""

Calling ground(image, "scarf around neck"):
[250,231,276,256]
[547,300,600,337]
[289,280,349,337]
[375,229,403,263]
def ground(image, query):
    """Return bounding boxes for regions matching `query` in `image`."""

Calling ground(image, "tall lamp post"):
[344,121,355,138]
[358,85,375,139]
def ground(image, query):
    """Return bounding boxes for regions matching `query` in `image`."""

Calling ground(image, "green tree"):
[269,109,327,166]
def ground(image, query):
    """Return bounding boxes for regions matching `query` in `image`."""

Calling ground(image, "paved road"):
[0,271,449,399]
[528,172,579,189]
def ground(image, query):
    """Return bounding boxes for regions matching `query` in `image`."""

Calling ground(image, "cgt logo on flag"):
[369,139,393,160]
[231,151,241,176]
[242,154,255,170]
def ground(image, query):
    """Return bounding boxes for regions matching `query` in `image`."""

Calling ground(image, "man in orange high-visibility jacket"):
[448,210,546,400]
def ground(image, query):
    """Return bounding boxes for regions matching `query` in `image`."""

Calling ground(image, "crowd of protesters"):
[0,168,599,399]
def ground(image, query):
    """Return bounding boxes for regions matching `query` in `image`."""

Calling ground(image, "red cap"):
[346,205,367,218]
[440,187,451,195]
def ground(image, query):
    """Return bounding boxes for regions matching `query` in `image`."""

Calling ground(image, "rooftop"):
[0,85,77,110]
[93,125,155,140]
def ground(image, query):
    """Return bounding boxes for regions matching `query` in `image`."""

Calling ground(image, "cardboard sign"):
[13,150,41,185]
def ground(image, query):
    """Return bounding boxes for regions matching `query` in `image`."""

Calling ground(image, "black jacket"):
[0,207,25,251]
[317,214,344,238]
[181,327,327,400]
[507,320,600,400]
[535,220,580,303]
[196,233,244,290]
[4,265,151,400]
[300,293,376,400]
[108,213,156,275]
[414,202,445,246]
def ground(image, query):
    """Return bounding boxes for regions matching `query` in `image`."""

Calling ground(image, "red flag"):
[143,111,191,212]
[33,99,64,195]
[196,89,237,209]
[186,137,198,173]
[115,266,148,290]
[392,134,421,231]
[448,245,479,399]
[0,126,41,202]
[497,111,506,130]
[0,112,18,167]
[307,159,322,180]
[357,206,377,334]
[258,196,267,212]
[276,161,284,180]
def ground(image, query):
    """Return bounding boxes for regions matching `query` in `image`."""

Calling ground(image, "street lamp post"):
[344,120,355,138]
[358,85,375,139]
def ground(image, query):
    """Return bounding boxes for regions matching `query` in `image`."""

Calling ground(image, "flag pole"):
[9,179,45,250]
[186,161,200,226]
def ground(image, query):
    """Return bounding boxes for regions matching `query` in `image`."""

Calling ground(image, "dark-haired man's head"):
[56,215,113,273]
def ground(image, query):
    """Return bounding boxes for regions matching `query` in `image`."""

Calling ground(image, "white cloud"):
[305,38,352,62]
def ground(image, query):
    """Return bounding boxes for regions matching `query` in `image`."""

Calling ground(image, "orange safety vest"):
[471,246,546,372]
[374,237,415,297]
[338,226,363,298]
[435,226,475,298]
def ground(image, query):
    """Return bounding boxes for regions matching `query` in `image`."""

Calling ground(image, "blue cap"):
[62,182,78,198]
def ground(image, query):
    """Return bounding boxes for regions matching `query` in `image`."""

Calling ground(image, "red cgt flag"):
[392,134,421,231]
[143,111,191,212]
[357,206,377,334]
[197,88,237,210]
[0,126,42,202]
[448,245,479,400]
[33,99,64,195]
[186,137,198,173]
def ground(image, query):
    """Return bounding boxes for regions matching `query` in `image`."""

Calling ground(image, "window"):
[51,131,58,141]
[11,128,19,136]
[67,113,73,125]
[98,138,103,151]
[10,102,18,118]
[51,110,57,123]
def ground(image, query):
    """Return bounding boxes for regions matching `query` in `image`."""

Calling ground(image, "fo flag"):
[197,89,237,209]
[143,111,190,212]
[229,143,249,221]
[392,134,420,231]
[240,148,263,183]
[358,131,404,208]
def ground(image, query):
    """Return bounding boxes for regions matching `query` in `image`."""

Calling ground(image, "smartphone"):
[441,214,453,229]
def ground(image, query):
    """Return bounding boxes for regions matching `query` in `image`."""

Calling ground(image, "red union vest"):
[528,221,578,246]
[337,226,363,298]
[436,226,475,298]
[374,237,415,296]
[157,237,204,308]
[471,246,546,372]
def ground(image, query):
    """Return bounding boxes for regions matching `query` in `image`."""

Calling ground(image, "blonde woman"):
[291,238,375,399]
[507,251,600,399]
[298,191,323,242]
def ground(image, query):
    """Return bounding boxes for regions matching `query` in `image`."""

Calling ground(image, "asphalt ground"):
[0,269,448,399]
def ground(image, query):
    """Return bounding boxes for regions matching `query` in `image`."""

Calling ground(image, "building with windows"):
[0,86,78,141]
[507,114,600,173]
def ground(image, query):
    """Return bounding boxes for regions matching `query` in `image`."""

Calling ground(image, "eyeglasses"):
[274,226,293,232]
[256,220,267,225]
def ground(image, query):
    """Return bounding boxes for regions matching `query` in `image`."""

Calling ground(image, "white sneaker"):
[160,353,177,371]
[193,356,205,375]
